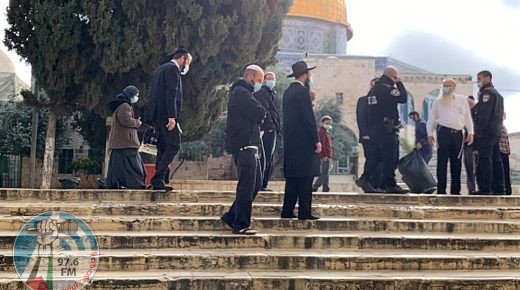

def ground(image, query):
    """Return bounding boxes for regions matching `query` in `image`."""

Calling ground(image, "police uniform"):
[474,83,505,195]
[358,75,408,192]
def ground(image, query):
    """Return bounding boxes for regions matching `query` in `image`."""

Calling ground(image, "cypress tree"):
[4,0,292,188]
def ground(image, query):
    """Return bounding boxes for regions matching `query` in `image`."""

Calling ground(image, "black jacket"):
[254,86,281,133]
[356,96,368,142]
[366,75,408,128]
[474,83,504,148]
[144,62,183,125]
[225,79,266,154]
[283,81,320,178]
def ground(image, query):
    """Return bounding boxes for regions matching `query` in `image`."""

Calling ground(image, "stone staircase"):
[2,187,520,289]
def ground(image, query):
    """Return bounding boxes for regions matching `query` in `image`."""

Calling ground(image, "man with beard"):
[281,61,322,220]
[427,78,474,195]
[145,49,192,191]
[473,70,505,195]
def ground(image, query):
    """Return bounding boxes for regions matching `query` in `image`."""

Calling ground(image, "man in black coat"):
[281,61,322,220]
[144,49,192,191]
[254,72,281,191]
[221,65,266,235]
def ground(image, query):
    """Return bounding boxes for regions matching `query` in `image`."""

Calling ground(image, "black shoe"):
[261,188,273,192]
[220,214,233,229]
[450,193,461,195]
[384,185,409,194]
[493,192,506,196]
[323,187,330,192]
[298,215,320,220]
[355,178,378,193]
[281,214,297,219]
[312,187,319,192]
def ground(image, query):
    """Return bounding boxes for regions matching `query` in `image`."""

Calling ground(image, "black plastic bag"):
[398,150,436,194]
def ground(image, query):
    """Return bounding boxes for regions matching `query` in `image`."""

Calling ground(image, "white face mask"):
[180,64,190,76]
[477,82,483,88]
[130,93,139,104]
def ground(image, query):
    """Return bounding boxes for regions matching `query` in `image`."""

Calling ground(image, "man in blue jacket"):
[409,111,432,163]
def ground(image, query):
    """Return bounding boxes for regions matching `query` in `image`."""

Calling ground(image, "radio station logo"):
[13,211,99,290]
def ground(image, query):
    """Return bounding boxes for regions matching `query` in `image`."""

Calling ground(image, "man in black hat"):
[144,49,192,191]
[281,61,321,220]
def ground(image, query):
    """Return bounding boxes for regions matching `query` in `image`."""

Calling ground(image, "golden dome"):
[288,0,349,27]
[0,50,16,74]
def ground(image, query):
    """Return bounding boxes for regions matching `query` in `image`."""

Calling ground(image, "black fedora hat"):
[287,61,316,78]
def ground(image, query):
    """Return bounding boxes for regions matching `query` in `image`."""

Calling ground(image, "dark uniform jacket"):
[225,79,266,154]
[283,81,320,178]
[356,96,368,142]
[474,83,504,149]
[366,75,408,129]
[254,85,281,133]
[145,61,183,126]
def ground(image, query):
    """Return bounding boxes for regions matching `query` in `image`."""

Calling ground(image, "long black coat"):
[282,82,320,178]
[144,62,183,126]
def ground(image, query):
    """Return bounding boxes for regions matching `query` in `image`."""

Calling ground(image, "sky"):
[1,0,519,131]
[348,0,520,132]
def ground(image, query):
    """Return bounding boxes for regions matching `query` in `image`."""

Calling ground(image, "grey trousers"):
[313,159,330,191]
[463,144,477,194]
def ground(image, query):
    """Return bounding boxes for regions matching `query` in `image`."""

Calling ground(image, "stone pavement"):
[1,185,520,289]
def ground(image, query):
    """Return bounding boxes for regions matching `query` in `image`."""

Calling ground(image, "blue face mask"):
[442,87,451,95]
[253,83,263,93]
[265,80,276,90]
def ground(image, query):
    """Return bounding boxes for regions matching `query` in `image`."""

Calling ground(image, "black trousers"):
[151,124,181,187]
[224,149,262,231]
[501,153,512,195]
[436,126,463,194]
[282,177,314,218]
[477,142,504,194]
[463,144,477,194]
[360,128,399,188]
[261,130,276,189]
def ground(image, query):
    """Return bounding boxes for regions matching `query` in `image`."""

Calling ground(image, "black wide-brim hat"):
[287,60,317,78]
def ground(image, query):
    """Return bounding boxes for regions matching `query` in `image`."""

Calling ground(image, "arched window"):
[398,94,415,124]
[422,89,439,123]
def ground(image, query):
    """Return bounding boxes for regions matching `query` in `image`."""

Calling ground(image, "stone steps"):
[2,215,520,234]
[2,270,520,290]
[3,201,520,220]
[4,248,520,272]
[2,231,520,251]
[2,189,519,205]
[2,188,520,289]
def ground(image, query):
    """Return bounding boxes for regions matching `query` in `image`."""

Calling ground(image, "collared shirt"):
[171,59,180,69]
[292,80,305,87]
[499,125,510,155]
[427,94,474,137]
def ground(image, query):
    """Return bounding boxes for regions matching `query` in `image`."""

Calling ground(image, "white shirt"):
[427,94,474,136]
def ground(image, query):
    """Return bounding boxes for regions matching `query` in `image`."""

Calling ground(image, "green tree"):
[4,0,292,187]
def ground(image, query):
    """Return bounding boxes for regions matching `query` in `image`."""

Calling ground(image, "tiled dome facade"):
[279,0,353,56]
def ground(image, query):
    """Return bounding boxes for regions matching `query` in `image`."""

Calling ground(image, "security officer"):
[473,70,505,195]
[355,66,409,194]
